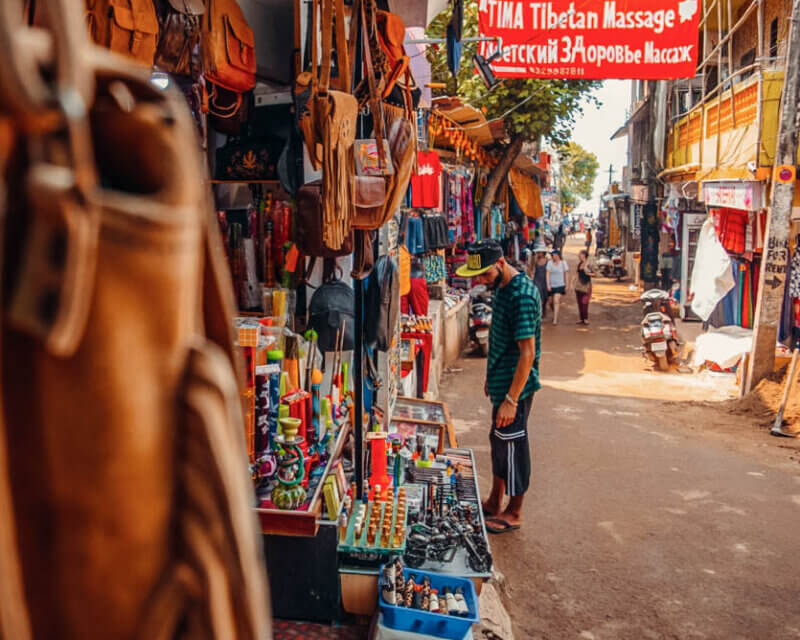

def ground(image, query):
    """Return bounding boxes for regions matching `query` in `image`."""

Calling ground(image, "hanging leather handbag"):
[364,255,399,351]
[296,180,353,257]
[351,229,375,279]
[314,0,357,252]
[153,0,205,75]
[0,3,270,638]
[353,175,387,230]
[85,0,159,66]
[202,0,257,117]
[381,103,416,223]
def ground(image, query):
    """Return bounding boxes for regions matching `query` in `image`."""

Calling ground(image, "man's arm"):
[495,336,536,427]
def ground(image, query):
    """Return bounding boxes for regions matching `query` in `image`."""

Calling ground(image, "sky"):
[572,80,631,215]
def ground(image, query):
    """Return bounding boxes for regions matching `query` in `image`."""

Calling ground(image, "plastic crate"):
[379,566,479,640]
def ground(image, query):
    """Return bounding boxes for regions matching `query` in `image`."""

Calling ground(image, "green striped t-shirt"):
[487,273,542,408]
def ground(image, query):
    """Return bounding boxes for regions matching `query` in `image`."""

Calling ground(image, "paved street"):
[440,237,800,640]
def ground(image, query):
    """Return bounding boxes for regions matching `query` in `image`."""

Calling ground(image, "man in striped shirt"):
[457,240,541,533]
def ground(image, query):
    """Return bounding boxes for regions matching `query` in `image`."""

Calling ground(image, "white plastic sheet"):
[690,218,735,321]
[693,326,753,369]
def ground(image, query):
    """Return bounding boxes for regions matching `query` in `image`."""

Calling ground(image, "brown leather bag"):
[86,0,159,66]
[202,0,257,117]
[353,175,387,230]
[313,0,357,252]
[154,0,205,75]
[296,180,353,257]
[0,4,271,639]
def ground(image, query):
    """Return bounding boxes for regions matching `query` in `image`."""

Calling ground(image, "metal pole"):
[353,276,364,497]
[403,36,498,45]
[746,0,800,392]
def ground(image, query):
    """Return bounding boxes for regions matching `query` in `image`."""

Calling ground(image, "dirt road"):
[440,236,800,639]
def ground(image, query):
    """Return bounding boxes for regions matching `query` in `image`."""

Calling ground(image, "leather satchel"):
[202,0,257,117]
[154,0,205,75]
[296,180,353,257]
[353,175,387,230]
[0,4,271,639]
[86,0,159,66]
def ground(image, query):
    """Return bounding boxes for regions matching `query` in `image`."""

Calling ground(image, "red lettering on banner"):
[478,0,700,79]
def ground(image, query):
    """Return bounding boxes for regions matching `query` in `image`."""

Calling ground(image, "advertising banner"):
[702,181,764,211]
[477,0,701,79]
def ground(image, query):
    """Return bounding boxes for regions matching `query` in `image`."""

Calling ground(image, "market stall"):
[80,0,495,635]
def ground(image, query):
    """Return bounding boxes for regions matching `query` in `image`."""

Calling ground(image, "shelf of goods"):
[254,419,351,537]
[339,448,492,616]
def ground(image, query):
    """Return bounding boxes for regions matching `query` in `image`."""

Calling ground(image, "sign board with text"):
[701,181,764,211]
[478,0,701,79]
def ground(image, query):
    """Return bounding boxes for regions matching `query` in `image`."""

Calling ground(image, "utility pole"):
[745,0,800,393]
[607,164,614,185]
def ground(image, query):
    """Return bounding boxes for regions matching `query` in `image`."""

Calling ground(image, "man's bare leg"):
[497,494,524,527]
[481,476,505,518]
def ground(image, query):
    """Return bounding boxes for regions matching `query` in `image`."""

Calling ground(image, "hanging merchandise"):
[790,242,800,299]
[202,0,257,117]
[446,21,462,78]
[153,0,205,75]
[296,181,355,258]
[640,203,659,283]
[308,267,356,352]
[86,0,159,66]
[0,6,270,635]
[690,218,736,321]
[215,135,283,181]
[365,256,400,351]
[411,150,443,208]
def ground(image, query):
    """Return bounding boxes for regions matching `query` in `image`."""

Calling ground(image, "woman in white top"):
[546,250,569,325]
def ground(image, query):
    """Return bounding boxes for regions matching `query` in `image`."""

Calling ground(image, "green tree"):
[426,3,600,219]
[558,142,599,213]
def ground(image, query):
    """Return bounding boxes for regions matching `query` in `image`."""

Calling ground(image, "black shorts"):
[550,286,566,296]
[490,395,533,497]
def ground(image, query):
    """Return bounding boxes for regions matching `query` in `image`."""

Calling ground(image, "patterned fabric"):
[487,273,542,412]
[790,249,800,299]
[423,253,446,283]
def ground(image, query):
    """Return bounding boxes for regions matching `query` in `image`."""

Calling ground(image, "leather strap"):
[359,0,385,170]
[318,0,333,95]
[333,0,350,92]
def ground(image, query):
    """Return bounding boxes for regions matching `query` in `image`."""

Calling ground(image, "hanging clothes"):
[690,218,736,321]
[411,151,442,208]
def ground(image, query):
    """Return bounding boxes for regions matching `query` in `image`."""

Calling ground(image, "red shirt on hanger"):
[411,151,442,208]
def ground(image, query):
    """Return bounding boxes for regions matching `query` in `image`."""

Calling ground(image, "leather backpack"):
[0,4,271,639]
[154,0,205,75]
[85,0,159,66]
[202,0,257,117]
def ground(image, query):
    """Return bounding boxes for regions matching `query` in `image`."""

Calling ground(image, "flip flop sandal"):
[485,518,521,534]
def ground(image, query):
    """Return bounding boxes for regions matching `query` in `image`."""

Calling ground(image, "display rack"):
[254,419,352,537]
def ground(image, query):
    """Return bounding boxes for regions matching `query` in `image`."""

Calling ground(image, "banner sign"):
[702,181,764,211]
[477,0,701,79]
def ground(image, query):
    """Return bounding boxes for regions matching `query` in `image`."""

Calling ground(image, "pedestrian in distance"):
[455,241,542,534]
[529,248,549,319]
[575,249,594,325]
[585,228,593,250]
[546,249,569,325]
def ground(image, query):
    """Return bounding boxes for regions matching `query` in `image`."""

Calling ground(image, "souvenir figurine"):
[270,418,306,509]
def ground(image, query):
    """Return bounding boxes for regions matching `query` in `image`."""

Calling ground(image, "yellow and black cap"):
[455,240,504,277]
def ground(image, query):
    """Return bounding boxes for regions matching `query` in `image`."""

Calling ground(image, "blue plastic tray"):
[379,566,479,640]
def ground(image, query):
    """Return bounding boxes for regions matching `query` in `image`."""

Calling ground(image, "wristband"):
[505,393,518,407]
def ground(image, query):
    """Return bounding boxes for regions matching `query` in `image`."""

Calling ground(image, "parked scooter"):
[469,285,493,357]
[595,247,628,280]
[640,289,681,371]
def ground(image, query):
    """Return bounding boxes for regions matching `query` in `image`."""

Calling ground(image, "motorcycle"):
[595,247,627,280]
[640,289,681,371]
[469,285,493,357]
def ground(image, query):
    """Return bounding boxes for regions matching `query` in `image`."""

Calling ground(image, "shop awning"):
[432,97,497,148]
[508,169,543,219]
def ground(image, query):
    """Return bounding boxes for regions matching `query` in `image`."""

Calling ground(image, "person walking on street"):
[546,250,569,325]
[585,228,593,250]
[575,249,594,325]
[456,241,542,534]
[531,250,549,318]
